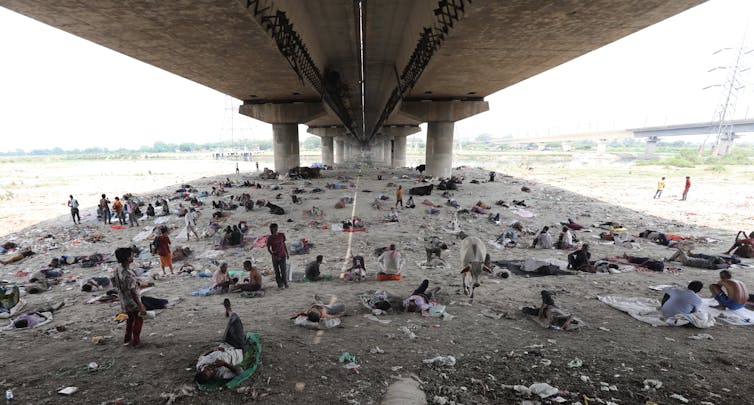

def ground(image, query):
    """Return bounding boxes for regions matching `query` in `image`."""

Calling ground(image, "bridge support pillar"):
[380,126,420,168]
[335,138,346,165]
[596,138,607,154]
[400,101,489,177]
[715,133,736,156]
[239,102,326,174]
[644,136,659,157]
[307,127,344,168]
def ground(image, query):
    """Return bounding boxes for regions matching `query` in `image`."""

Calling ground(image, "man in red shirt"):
[266,223,289,288]
[681,176,691,201]
[156,226,174,275]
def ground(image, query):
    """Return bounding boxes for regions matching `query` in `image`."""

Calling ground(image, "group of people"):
[660,270,749,318]
[653,176,691,200]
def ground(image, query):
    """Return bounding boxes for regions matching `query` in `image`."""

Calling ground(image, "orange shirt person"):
[156,227,173,275]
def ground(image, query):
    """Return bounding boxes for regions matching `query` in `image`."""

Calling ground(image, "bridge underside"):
[0,0,704,175]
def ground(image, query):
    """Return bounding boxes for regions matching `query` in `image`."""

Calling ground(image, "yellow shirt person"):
[654,177,666,199]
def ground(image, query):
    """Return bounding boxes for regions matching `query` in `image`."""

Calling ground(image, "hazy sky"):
[1,0,753,152]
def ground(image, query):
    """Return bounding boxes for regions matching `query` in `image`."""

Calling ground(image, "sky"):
[1,0,753,152]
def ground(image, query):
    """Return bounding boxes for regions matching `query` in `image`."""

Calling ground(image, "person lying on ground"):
[555,226,576,249]
[661,281,704,318]
[531,226,553,249]
[567,244,593,272]
[710,270,748,310]
[292,296,347,322]
[615,253,665,272]
[725,231,754,258]
[666,248,728,270]
[561,218,584,230]
[305,255,324,282]
[364,290,405,312]
[81,276,112,292]
[195,299,246,384]
[1,248,35,265]
[403,279,441,314]
[521,290,582,331]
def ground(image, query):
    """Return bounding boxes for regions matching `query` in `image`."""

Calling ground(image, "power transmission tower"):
[702,36,753,156]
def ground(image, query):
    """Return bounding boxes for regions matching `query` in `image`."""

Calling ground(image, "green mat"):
[197,332,262,391]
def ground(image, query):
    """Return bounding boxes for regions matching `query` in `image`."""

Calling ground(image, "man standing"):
[654,177,665,199]
[266,223,289,289]
[112,197,125,225]
[126,197,140,227]
[710,270,748,310]
[305,255,324,281]
[185,208,199,241]
[395,185,403,208]
[156,226,174,275]
[681,176,691,201]
[67,195,80,224]
[99,194,111,225]
[112,247,146,347]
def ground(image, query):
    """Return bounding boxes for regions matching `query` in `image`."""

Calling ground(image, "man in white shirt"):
[68,195,80,224]
[660,281,704,318]
[377,244,403,275]
[185,208,199,240]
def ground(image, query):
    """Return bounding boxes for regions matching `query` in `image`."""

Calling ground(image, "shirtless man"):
[709,270,748,310]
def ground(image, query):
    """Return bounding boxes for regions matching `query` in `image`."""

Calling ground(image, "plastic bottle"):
[6,389,13,401]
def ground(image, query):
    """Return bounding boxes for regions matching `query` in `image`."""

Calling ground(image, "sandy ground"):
[1,154,754,404]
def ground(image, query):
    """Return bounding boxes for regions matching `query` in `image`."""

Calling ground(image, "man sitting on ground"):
[195,299,246,384]
[567,244,593,271]
[661,281,704,318]
[377,244,402,280]
[522,290,582,331]
[212,263,234,292]
[233,260,263,294]
[725,231,754,258]
[531,226,553,249]
[555,226,576,249]
[305,255,325,282]
[710,270,748,310]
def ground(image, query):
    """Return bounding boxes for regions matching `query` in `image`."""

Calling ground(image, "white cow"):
[460,236,492,299]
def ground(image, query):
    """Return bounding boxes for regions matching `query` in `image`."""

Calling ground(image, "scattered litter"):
[688,333,714,340]
[364,314,392,324]
[339,352,360,372]
[598,327,611,332]
[58,387,78,396]
[529,383,559,398]
[423,356,456,367]
[370,346,384,354]
[670,393,690,403]
[643,379,663,390]
[87,362,98,371]
[567,358,583,368]
[399,326,417,339]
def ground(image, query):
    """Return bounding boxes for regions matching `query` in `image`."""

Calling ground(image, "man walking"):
[156,226,174,275]
[185,208,199,241]
[68,195,80,224]
[112,197,125,225]
[126,197,140,227]
[653,177,665,199]
[395,185,403,208]
[266,223,289,289]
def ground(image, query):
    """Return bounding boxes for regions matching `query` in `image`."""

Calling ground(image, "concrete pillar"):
[335,138,345,164]
[425,122,455,178]
[393,135,407,168]
[596,138,607,154]
[400,101,489,177]
[644,136,659,157]
[383,138,392,165]
[239,102,326,175]
[380,126,420,168]
[321,136,334,167]
[716,133,736,156]
[272,123,300,174]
